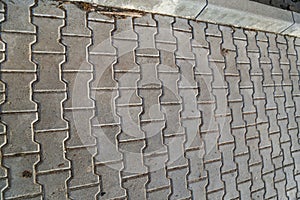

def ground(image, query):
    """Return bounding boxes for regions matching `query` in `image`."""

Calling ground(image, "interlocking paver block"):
[37,171,69,199]
[3,155,41,199]
[135,20,158,56]
[2,0,35,33]
[67,147,98,187]
[2,73,37,112]
[35,131,69,171]
[95,162,126,199]
[33,17,65,53]
[153,15,175,44]
[34,93,67,130]
[64,109,95,146]
[62,3,90,36]
[168,168,191,200]
[33,55,66,91]
[2,34,36,71]
[222,171,239,199]
[62,36,92,71]
[63,72,94,108]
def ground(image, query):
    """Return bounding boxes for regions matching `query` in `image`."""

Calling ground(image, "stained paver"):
[0,0,300,199]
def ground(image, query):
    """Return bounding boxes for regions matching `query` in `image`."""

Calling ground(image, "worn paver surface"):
[0,0,300,199]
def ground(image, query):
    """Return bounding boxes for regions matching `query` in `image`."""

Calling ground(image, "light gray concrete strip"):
[282,12,300,36]
[196,0,294,33]
[68,0,300,36]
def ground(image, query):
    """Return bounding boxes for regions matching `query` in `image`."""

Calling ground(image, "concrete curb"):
[68,0,300,36]
[282,12,300,36]
[197,0,294,35]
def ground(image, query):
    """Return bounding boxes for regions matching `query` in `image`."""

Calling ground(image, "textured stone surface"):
[0,1,300,199]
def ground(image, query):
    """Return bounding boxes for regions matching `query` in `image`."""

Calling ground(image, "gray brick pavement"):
[0,0,300,199]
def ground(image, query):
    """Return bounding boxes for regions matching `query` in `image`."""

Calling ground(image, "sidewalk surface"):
[0,0,300,199]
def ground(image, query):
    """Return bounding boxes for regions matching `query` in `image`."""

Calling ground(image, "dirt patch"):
[56,0,145,18]
[22,170,32,178]
[221,48,229,56]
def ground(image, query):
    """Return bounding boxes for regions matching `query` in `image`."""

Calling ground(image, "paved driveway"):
[0,1,299,199]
